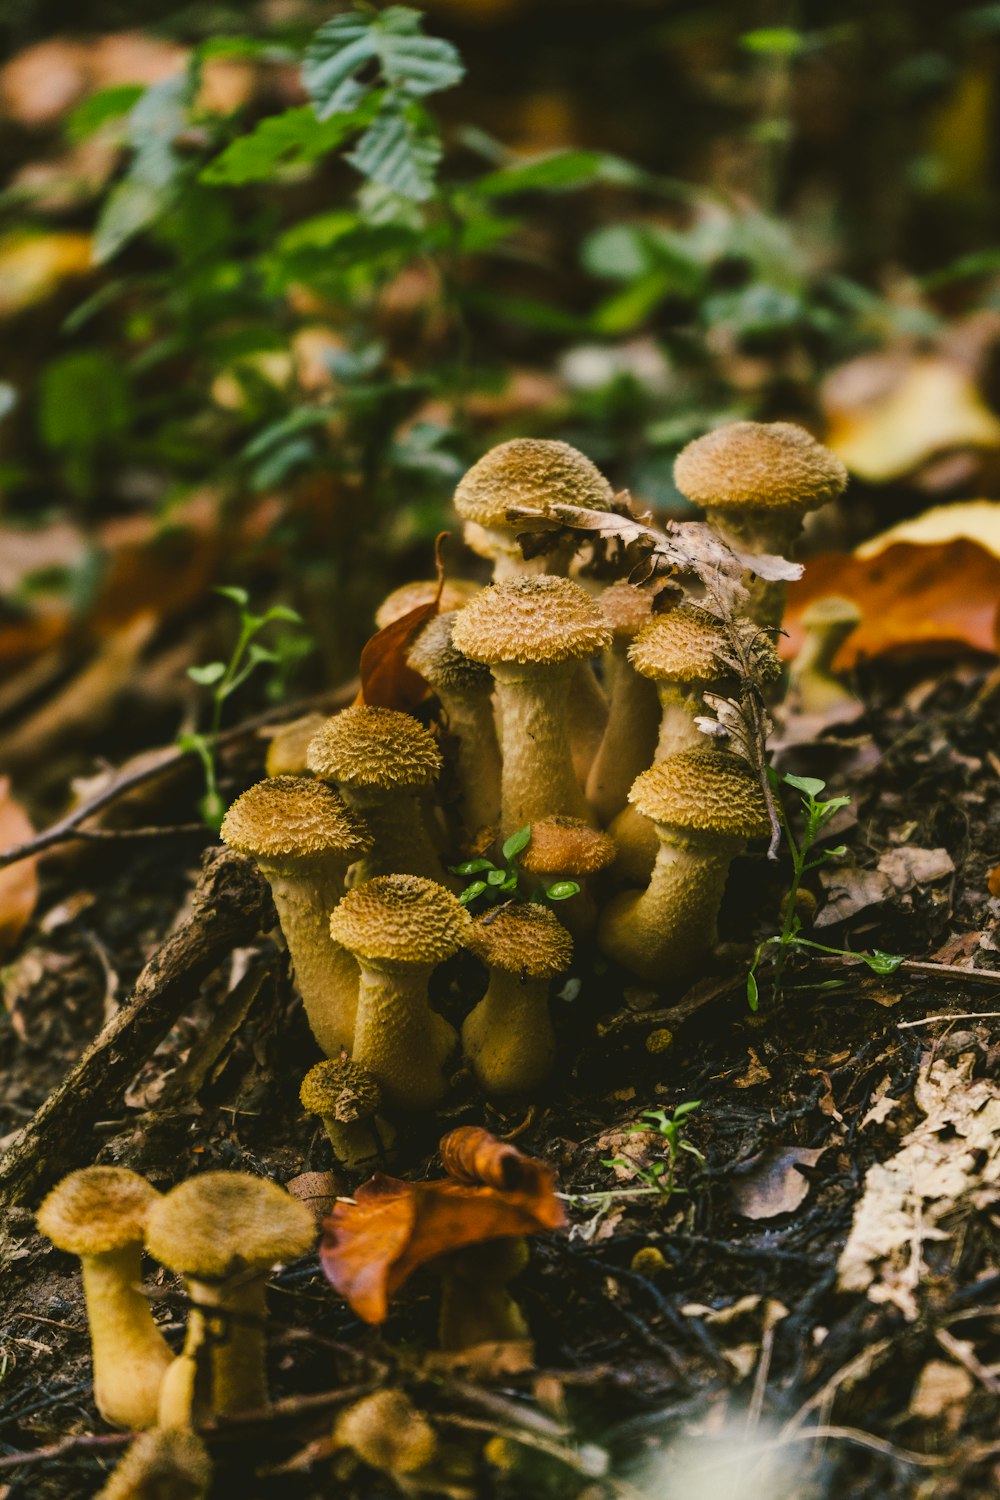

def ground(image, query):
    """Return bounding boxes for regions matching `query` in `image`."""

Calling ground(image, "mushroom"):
[786,595,862,717]
[300,1057,396,1170]
[461,903,573,1097]
[451,576,612,839]
[328,875,471,1111]
[334,1388,438,1478]
[96,1429,212,1500]
[374,577,480,630]
[598,751,770,984]
[585,580,660,824]
[437,1237,531,1350]
[517,815,616,939]
[306,705,448,884]
[146,1172,314,1427]
[407,612,502,845]
[674,421,847,628]
[262,712,327,777]
[36,1168,173,1431]
[220,776,372,1058]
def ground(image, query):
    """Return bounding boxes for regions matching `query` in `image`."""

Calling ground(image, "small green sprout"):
[450,825,581,910]
[180,586,312,829]
[602,1102,704,1204]
[747,771,902,1009]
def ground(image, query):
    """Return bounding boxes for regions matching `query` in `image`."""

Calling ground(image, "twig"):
[694,1423,947,1472]
[0,1432,130,1474]
[897,1010,1000,1029]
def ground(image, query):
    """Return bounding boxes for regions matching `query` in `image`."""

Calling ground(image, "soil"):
[1,654,999,1500]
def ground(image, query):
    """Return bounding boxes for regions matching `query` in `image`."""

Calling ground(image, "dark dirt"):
[1,655,999,1499]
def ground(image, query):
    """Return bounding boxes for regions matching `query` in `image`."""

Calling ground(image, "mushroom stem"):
[655,682,713,759]
[353,963,457,1112]
[488,532,570,579]
[704,508,801,630]
[81,1247,174,1431]
[437,1238,530,1350]
[159,1273,269,1427]
[342,788,449,885]
[492,663,593,836]
[262,856,358,1057]
[587,653,660,823]
[787,596,862,716]
[462,970,556,1097]
[567,662,610,785]
[442,693,502,844]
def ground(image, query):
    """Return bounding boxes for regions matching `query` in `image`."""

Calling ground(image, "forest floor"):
[1,651,999,1500]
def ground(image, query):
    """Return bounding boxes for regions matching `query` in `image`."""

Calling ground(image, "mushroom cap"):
[519,815,616,875]
[307,706,442,791]
[451,576,611,667]
[674,421,847,514]
[629,605,731,684]
[801,594,862,631]
[221,776,373,862]
[300,1058,382,1123]
[37,1167,160,1256]
[97,1430,212,1500]
[374,578,480,631]
[145,1172,314,1280]
[407,613,493,697]
[454,437,613,528]
[466,902,573,978]
[263,713,328,778]
[628,750,770,840]
[329,875,471,966]
[599,580,655,641]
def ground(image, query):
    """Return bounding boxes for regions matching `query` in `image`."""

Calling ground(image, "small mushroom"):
[674,421,847,628]
[451,576,611,838]
[299,1057,396,1170]
[374,577,480,630]
[407,612,501,845]
[585,580,660,825]
[220,776,372,1058]
[146,1172,314,1426]
[307,705,448,884]
[95,1429,212,1500]
[517,815,616,939]
[36,1168,173,1431]
[329,875,471,1111]
[599,751,770,984]
[334,1388,438,1477]
[262,712,327,777]
[462,903,573,1097]
[786,595,862,717]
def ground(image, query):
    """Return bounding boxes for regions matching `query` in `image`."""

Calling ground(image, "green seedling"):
[450,825,581,909]
[601,1102,704,1204]
[180,586,312,829]
[747,771,902,1009]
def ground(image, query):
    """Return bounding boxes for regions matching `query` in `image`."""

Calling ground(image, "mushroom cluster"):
[216,426,844,1131]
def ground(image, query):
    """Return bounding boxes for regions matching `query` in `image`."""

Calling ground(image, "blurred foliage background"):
[2,0,1000,795]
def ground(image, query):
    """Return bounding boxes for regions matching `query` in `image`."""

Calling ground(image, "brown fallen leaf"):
[356,533,450,710]
[729,1145,827,1220]
[0,778,37,955]
[816,845,954,927]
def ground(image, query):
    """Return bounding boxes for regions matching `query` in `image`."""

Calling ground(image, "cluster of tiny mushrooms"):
[36,422,849,1495]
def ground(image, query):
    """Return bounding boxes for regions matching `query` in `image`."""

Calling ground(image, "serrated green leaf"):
[200,105,371,186]
[93,73,193,263]
[347,100,441,200]
[305,6,463,121]
[188,661,226,685]
[502,825,532,862]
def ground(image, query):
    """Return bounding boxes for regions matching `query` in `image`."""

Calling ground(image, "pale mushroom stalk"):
[702,508,801,630]
[437,1238,530,1350]
[587,658,660,823]
[158,1270,271,1425]
[343,786,450,884]
[462,969,556,1097]
[494,662,593,834]
[786,595,862,716]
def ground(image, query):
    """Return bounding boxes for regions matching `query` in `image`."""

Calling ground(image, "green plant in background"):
[747,772,903,1009]
[180,586,311,828]
[602,1103,704,1203]
[450,825,581,908]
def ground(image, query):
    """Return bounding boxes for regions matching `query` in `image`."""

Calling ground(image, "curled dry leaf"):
[356,533,450,711]
[0,777,38,954]
[439,1125,549,1194]
[320,1132,564,1324]
[729,1145,827,1220]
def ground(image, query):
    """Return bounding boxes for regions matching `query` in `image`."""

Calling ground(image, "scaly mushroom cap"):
[454,438,613,528]
[451,576,611,667]
[629,605,730,684]
[37,1168,159,1256]
[300,1058,382,1124]
[599,579,655,641]
[145,1173,314,1281]
[220,776,372,861]
[407,613,493,697]
[329,875,471,966]
[374,578,480,630]
[674,421,847,514]
[628,751,770,840]
[307,706,442,791]
[466,902,573,978]
[97,1430,212,1500]
[519,816,615,876]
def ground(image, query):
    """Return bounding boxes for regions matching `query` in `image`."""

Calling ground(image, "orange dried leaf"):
[440,1125,550,1196]
[355,601,439,712]
[0,777,38,955]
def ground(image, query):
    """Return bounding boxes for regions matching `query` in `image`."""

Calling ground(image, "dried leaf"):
[816,845,954,927]
[729,1145,827,1220]
[909,1360,973,1421]
[356,533,449,710]
[440,1125,548,1194]
[0,778,37,955]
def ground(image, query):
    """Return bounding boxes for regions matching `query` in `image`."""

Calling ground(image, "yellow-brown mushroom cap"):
[221,776,373,862]
[674,421,847,514]
[300,1058,382,1123]
[407,613,493,697]
[599,580,655,641]
[519,816,616,876]
[37,1167,160,1256]
[329,875,471,966]
[307,706,442,791]
[145,1172,314,1281]
[629,605,731,684]
[454,437,613,528]
[97,1430,212,1500]
[374,578,480,631]
[466,902,573,978]
[451,576,611,667]
[628,751,770,841]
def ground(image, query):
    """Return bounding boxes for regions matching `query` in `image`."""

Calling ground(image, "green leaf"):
[200,105,372,186]
[347,99,441,200]
[247,642,279,666]
[478,149,642,197]
[305,6,463,121]
[747,970,760,1011]
[672,1101,701,1118]
[740,27,805,55]
[450,858,495,876]
[486,868,508,887]
[38,352,130,452]
[502,825,532,862]
[187,661,227,686]
[547,881,582,901]
[864,950,905,975]
[783,773,827,797]
[215,585,250,607]
[93,73,193,263]
[264,604,305,625]
[458,880,488,904]
[68,85,145,141]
